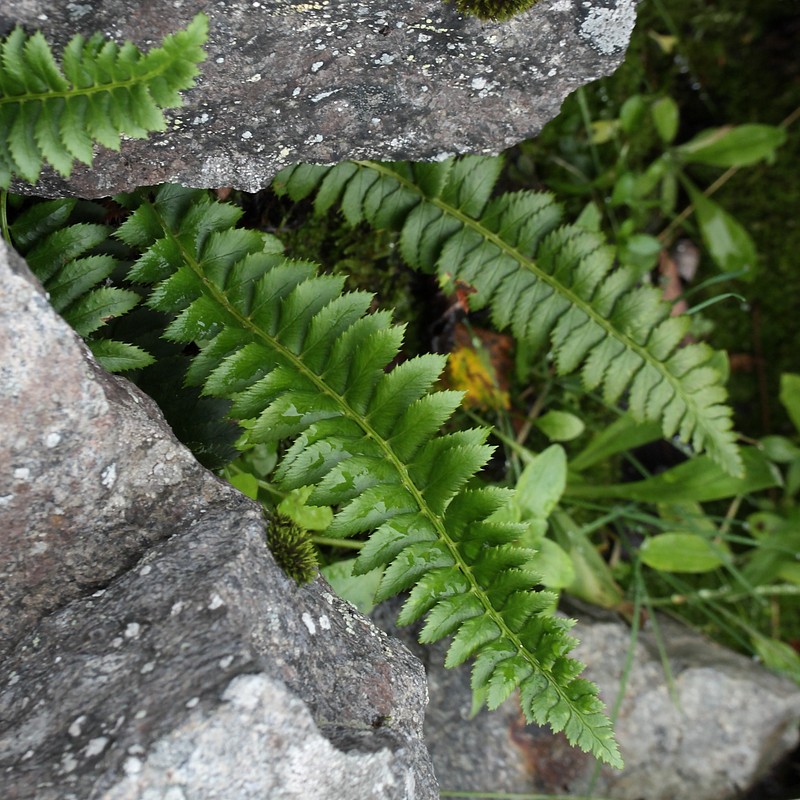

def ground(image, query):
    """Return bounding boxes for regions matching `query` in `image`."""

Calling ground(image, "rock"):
[372,599,800,800]
[5,0,638,196]
[0,240,435,800]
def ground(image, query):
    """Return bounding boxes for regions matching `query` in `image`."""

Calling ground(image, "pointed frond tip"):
[114,184,622,767]
[0,13,208,188]
[274,156,743,478]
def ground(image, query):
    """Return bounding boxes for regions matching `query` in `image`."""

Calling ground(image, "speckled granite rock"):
[4,0,638,196]
[0,240,434,800]
[373,599,800,800]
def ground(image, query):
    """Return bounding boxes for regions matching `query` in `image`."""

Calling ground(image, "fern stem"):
[0,190,9,246]
[311,536,364,550]
[143,195,614,748]
[353,160,721,460]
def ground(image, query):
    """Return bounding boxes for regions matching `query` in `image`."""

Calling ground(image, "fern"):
[275,157,743,477]
[9,197,154,371]
[110,184,622,768]
[0,13,207,187]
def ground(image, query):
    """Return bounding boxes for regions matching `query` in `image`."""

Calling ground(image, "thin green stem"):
[0,189,10,246]
[311,536,364,550]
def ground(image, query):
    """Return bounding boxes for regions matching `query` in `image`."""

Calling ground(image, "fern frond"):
[275,157,742,477]
[0,14,207,187]
[10,197,153,371]
[116,185,622,767]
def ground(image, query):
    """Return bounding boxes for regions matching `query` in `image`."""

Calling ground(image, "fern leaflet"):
[0,14,207,187]
[9,197,153,371]
[275,157,742,477]
[113,184,622,768]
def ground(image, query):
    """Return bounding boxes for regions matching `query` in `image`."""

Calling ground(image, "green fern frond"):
[275,157,743,477]
[9,197,153,371]
[0,14,208,187]
[115,184,622,767]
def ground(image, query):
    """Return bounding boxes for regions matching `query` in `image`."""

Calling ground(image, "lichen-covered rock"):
[5,0,638,196]
[373,600,800,800]
[0,240,434,800]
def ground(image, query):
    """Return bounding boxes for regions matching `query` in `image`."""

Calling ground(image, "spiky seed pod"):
[266,513,319,585]
[452,0,541,21]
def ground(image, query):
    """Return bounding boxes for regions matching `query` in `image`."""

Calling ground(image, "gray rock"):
[5,0,638,196]
[373,600,800,800]
[0,240,435,800]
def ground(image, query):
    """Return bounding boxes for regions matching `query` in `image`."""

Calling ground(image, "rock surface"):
[373,599,800,800]
[5,0,638,196]
[0,240,435,800]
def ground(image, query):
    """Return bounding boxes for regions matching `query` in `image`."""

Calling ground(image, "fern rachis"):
[107,184,622,767]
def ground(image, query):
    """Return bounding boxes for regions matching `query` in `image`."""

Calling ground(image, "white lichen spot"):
[292,87,301,97]
[417,33,432,43]
[579,0,637,55]
[170,601,185,616]
[13,467,30,481]
[69,715,86,738]
[140,661,155,674]
[471,77,486,91]
[322,591,335,605]
[305,134,324,144]
[185,696,200,708]
[248,73,262,83]
[0,495,13,507]
[139,564,152,577]
[208,593,225,610]
[241,130,253,140]
[101,463,117,489]
[61,753,78,774]
[124,756,142,776]
[111,637,124,648]
[22,749,34,760]
[44,432,61,448]
[134,710,147,720]
[219,654,235,669]
[375,53,395,65]
[192,112,210,124]
[215,56,225,63]
[85,737,109,758]
[124,622,141,639]
[301,612,316,635]
[319,614,331,631]
[311,61,324,73]
[311,88,341,103]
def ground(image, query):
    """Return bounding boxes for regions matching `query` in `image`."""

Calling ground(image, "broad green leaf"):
[228,471,259,500]
[685,179,758,279]
[568,447,781,504]
[535,410,586,442]
[321,558,383,615]
[676,124,786,168]
[779,374,800,434]
[278,486,334,531]
[651,96,679,143]
[536,538,576,589]
[513,445,567,520]
[640,532,726,573]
